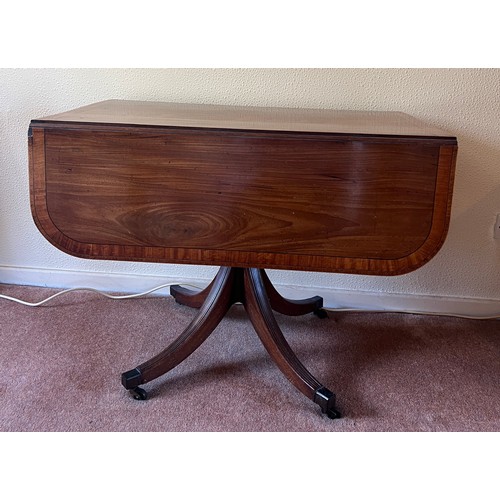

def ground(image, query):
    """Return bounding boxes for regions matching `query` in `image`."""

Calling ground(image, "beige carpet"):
[0,284,498,432]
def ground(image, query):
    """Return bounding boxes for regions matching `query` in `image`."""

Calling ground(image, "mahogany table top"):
[29,100,457,275]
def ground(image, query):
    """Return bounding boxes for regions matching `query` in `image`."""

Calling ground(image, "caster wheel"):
[314,308,329,319]
[326,408,341,419]
[129,387,148,401]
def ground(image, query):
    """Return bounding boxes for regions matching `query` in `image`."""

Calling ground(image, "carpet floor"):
[0,284,498,432]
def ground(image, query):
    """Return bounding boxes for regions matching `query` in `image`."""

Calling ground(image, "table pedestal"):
[121,267,340,419]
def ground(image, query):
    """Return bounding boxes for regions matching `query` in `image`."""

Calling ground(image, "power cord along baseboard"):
[0,284,498,320]
[0,283,202,307]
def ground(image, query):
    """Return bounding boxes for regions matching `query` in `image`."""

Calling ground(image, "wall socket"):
[495,214,500,240]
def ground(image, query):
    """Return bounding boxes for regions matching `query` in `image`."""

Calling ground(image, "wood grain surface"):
[29,102,457,275]
[33,99,455,138]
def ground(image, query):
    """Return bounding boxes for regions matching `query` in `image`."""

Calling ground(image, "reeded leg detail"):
[170,275,217,309]
[243,268,339,416]
[122,267,235,394]
[123,266,340,418]
[260,270,326,317]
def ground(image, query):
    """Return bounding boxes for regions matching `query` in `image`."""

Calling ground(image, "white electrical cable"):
[0,284,498,320]
[0,283,203,307]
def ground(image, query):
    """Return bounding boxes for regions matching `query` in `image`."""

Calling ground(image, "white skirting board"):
[1,265,499,318]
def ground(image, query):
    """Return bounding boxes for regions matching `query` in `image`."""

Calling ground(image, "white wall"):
[1,68,499,314]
